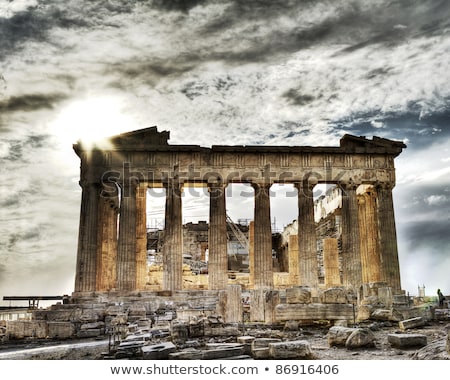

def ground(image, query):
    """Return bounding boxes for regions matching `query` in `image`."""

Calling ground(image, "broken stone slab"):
[201,345,245,360]
[169,348,204,360]
[399,317,425,331]
[237,336,255,355]
[251,338,281,359]
[356,305,373,322]
[345,328,376,349]
[80,321,105,330]
[275,303,354,322]
[370,309,402,322]
[388,333,427,348]
[204,326,241,336]
[268,340,314,359]
[142,342,176,360]
[327,326,356,347]
[286,286,311,304]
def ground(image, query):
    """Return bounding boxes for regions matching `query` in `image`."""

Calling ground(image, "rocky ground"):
[0,320,448,360]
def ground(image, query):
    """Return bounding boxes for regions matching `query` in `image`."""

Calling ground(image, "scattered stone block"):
[269,340,314,359]
[286,287,311,304]
[327,326,356,347]
[80,321,105,330]
[202,344,245,359]
[399,317,425,331]
[237,336,255,355]
[171,322,188,343]
[169,348,204,360]
[251,338,281,359]
[6,321,48,339]
[371,309,402,322]
[47,322,75,339]
[388,334,427,348]
[322,287,348,304]
[356,305,372,322]
[345,328,375,349]
[142,342,176,359]
[446,333,450,355]
[77,329,101,338]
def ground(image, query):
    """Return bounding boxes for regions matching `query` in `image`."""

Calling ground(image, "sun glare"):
[50,96,140,168]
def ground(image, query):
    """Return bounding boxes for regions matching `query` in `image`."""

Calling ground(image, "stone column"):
[248,221,255,288]
[75,181,100,292]
[162,181,183,291]
[376,183,401,293]
[117,180,138,291]
[208,182,228,290]
[296,182,318,287]
[323,238,340,287]
[96,183,119,291]
[340,182,362,288]
[252,183,273,289]
[135,183,148,290]
[224,285,243,323]
[358,189,381,283]
[288,234,299,286]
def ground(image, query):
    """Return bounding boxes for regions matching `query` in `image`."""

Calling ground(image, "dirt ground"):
[0,320,448,360]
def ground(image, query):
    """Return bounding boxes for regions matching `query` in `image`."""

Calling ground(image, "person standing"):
[437,289,445,308]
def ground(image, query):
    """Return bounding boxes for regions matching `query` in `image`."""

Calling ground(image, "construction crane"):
[226,213,249,254]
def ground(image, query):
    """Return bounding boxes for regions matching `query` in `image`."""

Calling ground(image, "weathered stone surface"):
[47,322,75,339]
[6,321,48,339]
[286,287,311,304]
[169,348,204,360]
[345,328,376,349]
[327,326,356,347]
[399,317,425,331]
[269,340,314,359]
[275,303,353,322]
[284,320,299,331]
[322,287,348,304]
[202,344,245,359]
[237,336,255,355]
[142,342,176,359]
[356,305,372,322]
[80,321,105,330]
[388,333,427,348]
[171,322,188,343]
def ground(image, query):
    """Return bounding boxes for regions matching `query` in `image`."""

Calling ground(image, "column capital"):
[374,181,395,191]
[339,180,360,191]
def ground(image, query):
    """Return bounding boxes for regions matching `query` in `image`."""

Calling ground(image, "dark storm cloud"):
[152,0,209,12]
[402,221,450,254]
[0,133,52,161]
[0,93,66,113]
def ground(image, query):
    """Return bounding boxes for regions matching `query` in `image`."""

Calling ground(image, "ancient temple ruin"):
[72,127,406,297]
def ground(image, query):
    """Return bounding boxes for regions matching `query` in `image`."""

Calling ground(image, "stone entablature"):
[72,127,405,295]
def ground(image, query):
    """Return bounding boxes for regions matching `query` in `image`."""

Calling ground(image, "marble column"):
[162,181,183,291]
[323,238,340,287]
[117,180,138,291]
[252,183,273,289]
[296,182,319,287]
[135,183,148,290]
[340,182,362,288]
[75,181,100,292]
[248,221,255,288]
[376,183,402,293]
[358,189,381,283]
[96,183,119,291]
[208,182,228,290]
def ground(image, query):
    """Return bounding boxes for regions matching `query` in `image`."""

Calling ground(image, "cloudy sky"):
[0,0,449,303]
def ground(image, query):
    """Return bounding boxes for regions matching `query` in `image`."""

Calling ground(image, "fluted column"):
[288,234,299,285]
[252,183,273,289]
[341,182,362,288]
[75,181,100,292]
[376,183,401,293]
[117,180,138,291]
[323,238,340,287]
[208,182,228,290]
[96,183,119,291]
[296,181,318,287]
[358,189,381,283]
[135,183,148,290]
[162,181,183,291]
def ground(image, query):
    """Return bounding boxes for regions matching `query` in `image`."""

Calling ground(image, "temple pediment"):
[109,126,170,147]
